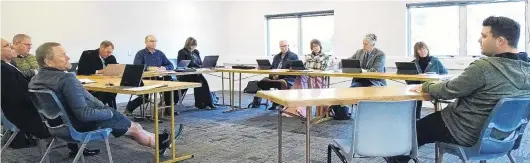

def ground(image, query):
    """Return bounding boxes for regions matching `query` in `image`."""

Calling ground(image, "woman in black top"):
[176,37,215,109]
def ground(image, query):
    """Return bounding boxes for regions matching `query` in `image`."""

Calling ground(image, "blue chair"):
[437,97,530,163]
[327,100,418,163]
[1,110,20,154]
[28,89,114,163]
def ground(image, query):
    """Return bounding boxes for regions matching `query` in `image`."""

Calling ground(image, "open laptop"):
[341,59,362,73]
[120,64,145,87]
[102,64,126,76]
[174,60,195,72]
[67,63,78,73]
[256,59,272,70]
[202,55,219,68]
[395,62,421,75]
[288,60,311,71]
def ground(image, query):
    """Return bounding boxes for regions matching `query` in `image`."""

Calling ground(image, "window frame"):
[265,10,334,56]
[406,0,528,57]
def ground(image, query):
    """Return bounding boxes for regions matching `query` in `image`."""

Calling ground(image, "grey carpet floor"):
[2,91,529,163]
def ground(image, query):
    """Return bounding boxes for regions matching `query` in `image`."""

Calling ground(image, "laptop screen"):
[202,55,219,68]
[120,64,145,87]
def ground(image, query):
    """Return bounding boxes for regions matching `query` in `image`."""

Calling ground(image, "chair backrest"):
[353,100,417,157]
[0,109,18,132]
[28,89,77,141]
[476,97,530,154]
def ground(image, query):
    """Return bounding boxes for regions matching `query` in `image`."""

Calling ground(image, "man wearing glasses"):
[12,34,39,71]
[256,40,299,110]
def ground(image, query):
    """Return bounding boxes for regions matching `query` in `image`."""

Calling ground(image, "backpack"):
[329,105,351,120]
[244,81,260,94]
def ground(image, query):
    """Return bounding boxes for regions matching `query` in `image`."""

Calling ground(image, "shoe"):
[69,148,100,158]
[158,129,171,156]
[195,103,206,109]
[207,105,217,109]
[123,109,134,116]
[268,105,278,110]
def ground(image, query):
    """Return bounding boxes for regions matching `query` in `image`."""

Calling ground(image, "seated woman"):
[409,41,448,119]
[284,39,331,118]
[175,37,215,109]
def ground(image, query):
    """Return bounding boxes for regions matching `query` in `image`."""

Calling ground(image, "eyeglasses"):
[147,40,157,43]
[21,43,32,47]
[2,43,13,48]
[279,45,288,48]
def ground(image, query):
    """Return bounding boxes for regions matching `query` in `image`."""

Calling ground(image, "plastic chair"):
[1,110,20,154]
[28,89,113,163]
[437,97,530,163]
[328,100,418,163]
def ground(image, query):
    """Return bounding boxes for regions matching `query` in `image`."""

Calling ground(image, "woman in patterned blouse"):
[283,39,331,118]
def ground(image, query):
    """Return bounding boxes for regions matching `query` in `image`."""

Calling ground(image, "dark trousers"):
[257,78,288,106]
[174,74,213,108]
[387,112,458,162]
[126,76,179,112]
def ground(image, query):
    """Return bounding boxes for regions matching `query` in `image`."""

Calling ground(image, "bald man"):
[127,35,174,115]
[255,40,299,110]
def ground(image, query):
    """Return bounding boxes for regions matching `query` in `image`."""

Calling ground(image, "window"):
[266,10,334,56]
[407,1,527,56]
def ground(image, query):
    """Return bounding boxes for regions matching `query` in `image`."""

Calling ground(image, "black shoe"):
[69,148,100,158]
[158,129,171,156]
[195,103,207,109]
[207,105,217,109]
[268,105,278,110]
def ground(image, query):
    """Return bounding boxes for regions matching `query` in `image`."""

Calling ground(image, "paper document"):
[123,84,168,91]
[78,79,96,84]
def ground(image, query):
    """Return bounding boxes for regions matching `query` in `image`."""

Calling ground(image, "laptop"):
[341,59,362,73]
[288,60,310,71]
[395,62,421,75]
[256,59,272,70]
[202,55,219,68]
[175,60,191,69]
[68,63,78,73]
[120,64,145,87]
[102,64,126,76]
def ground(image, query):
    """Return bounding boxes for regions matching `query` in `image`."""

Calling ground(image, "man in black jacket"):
[257,40,299,110]
[77,40,118,108]
[1,38,100,157]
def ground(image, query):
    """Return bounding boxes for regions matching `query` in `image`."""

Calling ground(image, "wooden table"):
[142,68,216,78]
[77,75,201,163]
[256,85,440,163]
[216,68,450,112]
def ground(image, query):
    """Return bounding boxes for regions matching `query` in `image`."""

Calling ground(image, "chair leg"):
[508,151,516,163]
[72,143,87,163]
[105,139,113,163]
[327,144,332,163]
[39,138,55,163]
[412,158,419,163]
[1,130,18,153]
[39,139,51,163]
[81,154,85,163]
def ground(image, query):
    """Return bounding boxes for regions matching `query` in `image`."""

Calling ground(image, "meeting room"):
[1,0,529,163]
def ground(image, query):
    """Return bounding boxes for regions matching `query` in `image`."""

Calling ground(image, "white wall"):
[1,1,230,103]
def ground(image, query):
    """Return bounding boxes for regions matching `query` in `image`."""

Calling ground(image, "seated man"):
[386,16,530,162]
[348,33,386,87]
[29,42,173,155]
[1,38,99,157]
[126,35,176,115]
[11,34,39,77]
[257,40,298,110]
[77,40,118,108]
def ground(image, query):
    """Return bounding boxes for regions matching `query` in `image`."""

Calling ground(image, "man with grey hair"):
[348,33,386,87]
[29,42,174,155]
[255,40,299,110]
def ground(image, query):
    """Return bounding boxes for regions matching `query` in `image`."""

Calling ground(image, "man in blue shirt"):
[126,35,176,115]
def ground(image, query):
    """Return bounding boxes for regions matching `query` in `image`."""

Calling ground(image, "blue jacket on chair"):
[412,56,448,75]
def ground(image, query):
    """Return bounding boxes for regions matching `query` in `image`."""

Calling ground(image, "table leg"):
[305,106,312,163]
[171,91,176,159]
[154,95,160,163]
[434,100,442,163]
[222,72,225,105]
[232,73,235,109]
[278,107,283,163]
[239,73,242,109]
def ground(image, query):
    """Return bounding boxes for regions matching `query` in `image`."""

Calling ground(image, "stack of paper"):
[78,79,96,84]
